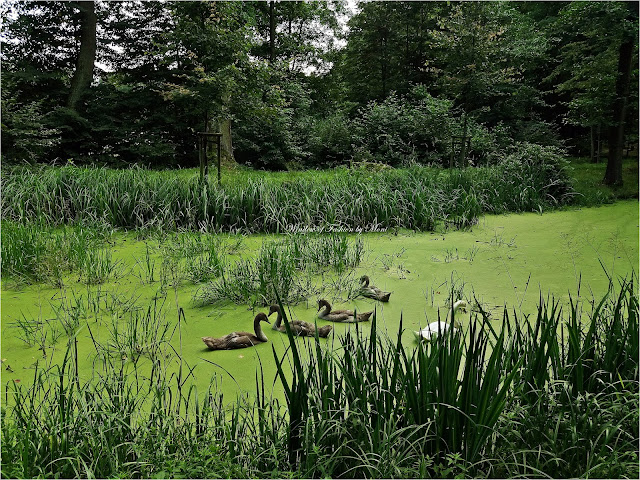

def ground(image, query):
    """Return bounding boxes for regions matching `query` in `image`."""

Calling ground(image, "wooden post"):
[204,135,209,178]
[217,135,221,185]
[198,132,223,185]
[199,135,204,181]
[450,137,455,168]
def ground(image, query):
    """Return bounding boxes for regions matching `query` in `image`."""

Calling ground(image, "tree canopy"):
[2,1,637,179]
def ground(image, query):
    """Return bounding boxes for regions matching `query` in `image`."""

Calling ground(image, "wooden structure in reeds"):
[198,131,223,184]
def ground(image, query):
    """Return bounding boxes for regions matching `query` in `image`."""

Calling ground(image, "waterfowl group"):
[202,274,467,350]
[269,304,333,338]
[359,275,391,302]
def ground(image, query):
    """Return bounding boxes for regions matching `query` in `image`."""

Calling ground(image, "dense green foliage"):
[1,3,638,477]
[0,222,115,286]
[2,277,637,478]
[2,1,637,172]
[1,154,572,233]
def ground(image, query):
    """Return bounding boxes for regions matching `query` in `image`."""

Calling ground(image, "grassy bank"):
[2,277,637,479]
[570,156,639,205]
[1,157,572,233]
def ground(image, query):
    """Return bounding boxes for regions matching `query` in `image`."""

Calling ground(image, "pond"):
[1,200,637,403]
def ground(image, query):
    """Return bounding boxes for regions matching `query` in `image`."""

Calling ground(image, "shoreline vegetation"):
[2,155,636,237]
[1,158,638,478]
[2,147,574,233]
[1,278,637,478]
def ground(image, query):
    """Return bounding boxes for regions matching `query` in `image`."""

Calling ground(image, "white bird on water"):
[414,300,468,340]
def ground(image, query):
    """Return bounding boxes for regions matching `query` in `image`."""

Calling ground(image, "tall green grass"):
[0,221,115,286]
[194,233,364,307]
[88,296,174,363]
[1,164,573,233]
[2,277,637,479]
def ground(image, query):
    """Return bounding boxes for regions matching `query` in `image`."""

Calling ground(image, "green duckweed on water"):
[1,200,637,404]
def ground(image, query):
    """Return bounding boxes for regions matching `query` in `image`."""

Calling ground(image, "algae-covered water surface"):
[2,201,637,403]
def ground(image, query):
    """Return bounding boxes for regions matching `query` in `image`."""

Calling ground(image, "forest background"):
[1,1,638,186]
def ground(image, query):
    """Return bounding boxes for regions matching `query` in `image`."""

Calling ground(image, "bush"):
[348,87,511,168]
[0,90,60,163]
[306,113,353,167]
[350,90,457,166]
[500,142,573,206]
[232,70,310,170]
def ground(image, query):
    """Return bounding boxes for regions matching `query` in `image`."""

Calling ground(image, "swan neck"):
[273,310,283,330]
[254,317,268,342]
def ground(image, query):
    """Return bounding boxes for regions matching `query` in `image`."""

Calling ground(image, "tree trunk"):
[380,32,387,98]
[218,119,233,162]
[590,125,596,163]
[67,1,97,111]
[217,92,234,163]
[269,1,276,63]
[596,124,602,163]
[459,112,469,167]
[604,32,634,186]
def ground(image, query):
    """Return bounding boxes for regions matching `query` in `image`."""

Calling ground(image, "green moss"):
[1,201,637,404]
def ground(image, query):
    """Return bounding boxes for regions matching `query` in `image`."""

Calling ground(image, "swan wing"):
[331,308,355,316]
[329,312,354,322]
[228,333,261,348]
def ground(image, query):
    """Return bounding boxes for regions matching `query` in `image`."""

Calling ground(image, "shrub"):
[351,91,457,166]
[500,142,573,206]
[349,87,508,168]
[306,113,353,167]
[0,89,60,163]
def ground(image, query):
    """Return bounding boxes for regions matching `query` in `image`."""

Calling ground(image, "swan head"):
[254,312,270,324]
[453,300,468,313]
[359,275,370,286]
[268,304,280,317]
[317,299,330,311]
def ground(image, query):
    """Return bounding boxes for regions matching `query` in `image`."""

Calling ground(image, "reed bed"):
[1,164,573,233]
[195,233,364,307]
[2,276,637,479]
[0,221,116,286]
[89,296,174,363]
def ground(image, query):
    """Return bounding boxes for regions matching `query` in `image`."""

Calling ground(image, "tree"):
[427,2,549,166]
[250,0,344,72]
[604,3,638,186]
[551,1,638,184]
[1,1,100,160]
[157,1,254,163]
[338,1,458,104]
[67,1,97,111]
[338,1,555,163]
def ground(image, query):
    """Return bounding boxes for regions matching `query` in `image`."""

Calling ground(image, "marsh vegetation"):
[2,0,639,477]
[1,175,637,478]
[1,277,637,478]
